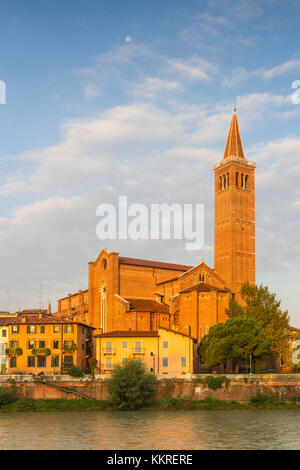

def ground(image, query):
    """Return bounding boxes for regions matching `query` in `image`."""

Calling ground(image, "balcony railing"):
[102,348,116,355]
[132,347,145,355]
[32,348,51,356]
[63,343,77,352]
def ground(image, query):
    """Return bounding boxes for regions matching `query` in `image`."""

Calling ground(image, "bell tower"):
[213,109,256,300]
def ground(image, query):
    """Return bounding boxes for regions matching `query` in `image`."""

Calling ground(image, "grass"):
[151,395,300,410]
[0,398,111,412]
[1,395,300,412]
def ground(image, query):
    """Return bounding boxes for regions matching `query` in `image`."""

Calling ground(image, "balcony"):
[63,343,77,352]
[32,348,51,356]
[5,348,23,356]
[102,348,116,355]
[132,347,145,355]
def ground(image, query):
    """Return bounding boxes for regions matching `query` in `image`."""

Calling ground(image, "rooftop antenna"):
[6,285,10,313]
[37,283,44,310]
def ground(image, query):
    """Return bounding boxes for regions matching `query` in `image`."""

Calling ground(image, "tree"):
[198,316,272,370]
[226,283,290,359]
[107,358,157,410]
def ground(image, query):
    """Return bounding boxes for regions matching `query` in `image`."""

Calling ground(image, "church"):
[57,109,256,346]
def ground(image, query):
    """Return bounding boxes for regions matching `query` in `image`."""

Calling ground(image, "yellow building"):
[6,310,94,374]
[95,327,197,375]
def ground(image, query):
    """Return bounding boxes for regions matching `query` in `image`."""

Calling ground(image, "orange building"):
[6,310,94,374]
[56,111,256,364]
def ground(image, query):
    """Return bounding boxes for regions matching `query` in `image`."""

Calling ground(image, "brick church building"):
[57,109,256,345]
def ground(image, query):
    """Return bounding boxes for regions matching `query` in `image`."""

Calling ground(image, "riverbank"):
[2,373,300,402]
[2,396,300,412]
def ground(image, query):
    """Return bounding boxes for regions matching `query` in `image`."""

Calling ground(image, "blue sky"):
[1,0,300,325]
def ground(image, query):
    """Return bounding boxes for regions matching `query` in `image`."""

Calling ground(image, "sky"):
[0,0,300,325]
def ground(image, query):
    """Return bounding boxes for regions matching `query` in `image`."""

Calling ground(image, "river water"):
[0,410,299,450]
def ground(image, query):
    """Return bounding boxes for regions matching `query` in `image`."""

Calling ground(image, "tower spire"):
[223,109,245,160]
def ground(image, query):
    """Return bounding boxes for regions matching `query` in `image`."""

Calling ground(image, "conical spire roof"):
[223,110,245,159]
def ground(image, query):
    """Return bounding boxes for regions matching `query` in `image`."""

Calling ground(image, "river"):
[0,410,299,449]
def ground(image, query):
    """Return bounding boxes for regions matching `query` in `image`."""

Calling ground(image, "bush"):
[158,396,178,409]
[68,366,84,378]
[292,395,300,405]
[0,387,18,406]
[250,392,275,406]
[107,358,157,410]
[197,375,230,390]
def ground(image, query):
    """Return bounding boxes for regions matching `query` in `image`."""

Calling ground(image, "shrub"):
[0,386,18,406]
[250,392,275,406]
[107,358,157,410]
[68,366,84,378]
[198,375,230,390]
[159,396,177,409]
[292,395,300,405]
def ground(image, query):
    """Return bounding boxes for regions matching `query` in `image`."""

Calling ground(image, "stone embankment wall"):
[1,374,300,402]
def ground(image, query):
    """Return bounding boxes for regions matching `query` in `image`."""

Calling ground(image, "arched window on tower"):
[236,172,239,187]
[226,172,229,187]
[245,175,248,189]
[241,174,244,188]
[223,175,226,189]
[219,176,222,190]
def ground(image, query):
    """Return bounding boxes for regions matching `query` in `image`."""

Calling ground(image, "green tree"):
[198,316,272,369]
[226,283,290,359]
[107,358,157,410]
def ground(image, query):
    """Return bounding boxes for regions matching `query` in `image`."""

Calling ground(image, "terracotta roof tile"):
[124,298,169,313]
[8,313,94,328]
[94,330,159,338]
[158,326,197,342]
[179,282,231,294]
[0,317,15,326]
[119,257,192,272]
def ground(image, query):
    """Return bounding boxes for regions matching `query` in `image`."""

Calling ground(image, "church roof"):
[179,282,231,294]
[124,297,169,313]
[119,257,192,272]
[223,111,246,160]
[94,330,159,338]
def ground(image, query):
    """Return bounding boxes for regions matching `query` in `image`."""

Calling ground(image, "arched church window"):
[223,175,226,189]
[219,176,222,190]
[199,274,204,282]
[245,175,248,189]
[236,172,239,187]
[241,174,244,188]
[227,172,229,187]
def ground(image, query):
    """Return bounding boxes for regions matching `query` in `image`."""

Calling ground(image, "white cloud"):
[168,57,216,81]
[132,77,182,97]
[262,58,300,79]
[84,83,101,99]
